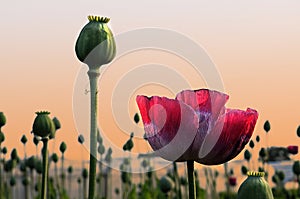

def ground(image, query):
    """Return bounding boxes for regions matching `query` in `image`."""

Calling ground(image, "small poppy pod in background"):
[32,111,55,138]
[60,142,67,154]
[75,16,116,69]
[0,112,6,128]
[237,171,274,199]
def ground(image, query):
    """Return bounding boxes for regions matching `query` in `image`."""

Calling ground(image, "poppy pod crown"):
[136,89,258,165]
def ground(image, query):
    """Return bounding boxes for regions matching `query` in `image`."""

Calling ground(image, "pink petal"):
[196,108,258,165]
[136,95,199,161]
[176,89,229,121]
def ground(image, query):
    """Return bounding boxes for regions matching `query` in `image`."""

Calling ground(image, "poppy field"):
[1,5,300,199]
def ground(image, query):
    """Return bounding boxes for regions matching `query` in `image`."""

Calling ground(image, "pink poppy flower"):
[287,145,298,155]
[228,176,237,186]
[136,89,258,165]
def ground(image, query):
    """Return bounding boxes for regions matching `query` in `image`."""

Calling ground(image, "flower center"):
[87,15,110,23]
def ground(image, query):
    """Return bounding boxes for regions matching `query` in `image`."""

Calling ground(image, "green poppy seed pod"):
[68,166,73,174]
[4,159,16,172]
[264,120,271,133]
[241,165,248,175]
[0,112,6,128]
[2,146,7,155]
[159,176,173,194]
[115,188,120,195]
[237,172,274,199]
[51,153,59,163]
[10,176,16,186]
[26,156,36,170]
[75,16,116,69]
[32,111,55,138]
[256,135,260,143]
[59,141,67,154]
[249,140,255,149]
[77,177,81,184]
[35,160,43,174]
[0,131,5,144]
[244,149,251,161]
[82,168,88,179]
[11,148,18,160]
[97,130,103,144]
[297,125,300,137]
[33,136,39,146]
[98,144,105,155]
[105,147,112,163]
[121,171,130,183]
[293,161,300,176]
[134,113,140,124]
[78,134,85,144]
[259,148,267,159]
[52,117,61,130]
[22,177,30,186]
[20,161,26,172]
[21,134,28,144]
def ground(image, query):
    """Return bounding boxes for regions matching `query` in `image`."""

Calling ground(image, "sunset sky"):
[0,0,300,166]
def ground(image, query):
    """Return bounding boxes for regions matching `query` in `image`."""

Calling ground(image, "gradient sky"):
[0,1,300,164]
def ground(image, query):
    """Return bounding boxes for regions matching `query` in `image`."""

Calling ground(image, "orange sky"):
[0,1,300,166]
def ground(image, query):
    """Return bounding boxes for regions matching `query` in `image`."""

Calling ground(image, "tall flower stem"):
[173,162,182,199]
[41,138,49,199]
[87,68,100,199]
[187,160,196,199]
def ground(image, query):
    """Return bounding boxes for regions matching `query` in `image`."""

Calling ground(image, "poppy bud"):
[249,140,255,148]
[68,166,73,174]
[59,142,67,154]
[237,171,274,199]
[98,144,105,155]
[241,165,248,175]
[0,112,6,128]
[97,130,103,144]
[10,176,16,186]
[82,168,88,179]
[75,16,116,69]
[33,136,39,146]
[264,120,271,133]
[35,160,43,174]
[11,148,18,160]
[22,177,30,186]
[21,135,27,145]
[26,156,36,170]
[78,134,85,144]
[259,148,267,159]
[52,117,61,130]
[244,149,251,161]
[2,146,7,155]
[297,125,300,137]
[256,135,260,143]
[293,161,300,176]
[51,153,59,163]
[134,113,140,124]
[0,131,4,144]
[159,176,173,193]
[105,147,112,163]
[32,111,55,138]
[77,178,82,184]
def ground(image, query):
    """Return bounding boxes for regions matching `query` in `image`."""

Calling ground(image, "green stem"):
[187,160,196,199]
[173,162,182,199]
[41,138,49,199]
[87,68,100,199]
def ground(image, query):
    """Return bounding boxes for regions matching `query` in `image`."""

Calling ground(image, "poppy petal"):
[176,89,229,121]
[136,95,199,161]
[196,108,258,165]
